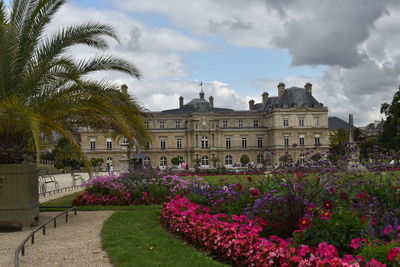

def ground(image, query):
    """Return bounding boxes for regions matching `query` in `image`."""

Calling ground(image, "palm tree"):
[330,128,349,147]
[0,0,151,169]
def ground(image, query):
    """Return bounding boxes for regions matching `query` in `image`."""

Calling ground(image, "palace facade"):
[79,82,330,170]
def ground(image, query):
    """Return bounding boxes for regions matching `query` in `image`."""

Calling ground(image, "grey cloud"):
[271,0,394,68]
[209,17,253,33]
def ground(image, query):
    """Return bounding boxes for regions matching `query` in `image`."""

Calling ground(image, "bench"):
[38,175,59,193]
[71,173,84,186]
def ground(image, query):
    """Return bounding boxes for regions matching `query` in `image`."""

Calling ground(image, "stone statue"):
[349,114,354,143]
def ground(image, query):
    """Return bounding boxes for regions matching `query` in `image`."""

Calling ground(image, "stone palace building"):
[79,82,330,170]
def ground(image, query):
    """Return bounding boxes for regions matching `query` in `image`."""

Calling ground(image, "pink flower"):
[317,242,338,259]
[350,238,362,250]
[366,258,386,267]
[323,200,333,210]
[383,225,393,235]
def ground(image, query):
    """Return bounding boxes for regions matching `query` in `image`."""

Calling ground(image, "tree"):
[192,158,201,167]
[240,155,250,166]
[211,156,220,167]
[90,158,104,168]
[171,157,181,166]
[329,128,349,156]
[0,0,151,169]
[380,87,400,150]
[54,138,81,169]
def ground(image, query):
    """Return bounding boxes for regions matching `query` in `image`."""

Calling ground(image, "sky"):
[8,0,400,126]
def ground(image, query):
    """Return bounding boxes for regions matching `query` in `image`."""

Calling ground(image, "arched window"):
[201,156,209,166]
[257,154,264,164]
[160,156,167,167]
[225,155,232,165]
[107,157,112,163]
[144,157,151,166]
[201,136,208,148]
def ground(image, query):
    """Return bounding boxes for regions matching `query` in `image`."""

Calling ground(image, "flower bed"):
[161,195,395,266]
[73,167,400,265]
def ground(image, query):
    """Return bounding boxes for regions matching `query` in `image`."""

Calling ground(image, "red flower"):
[247,176,253,182]
[299,217,311,230]
[250,189,260,197]
[320,210,332,220]
[388,247,400,261]
[236,183,243,191]
[323,200,333,210]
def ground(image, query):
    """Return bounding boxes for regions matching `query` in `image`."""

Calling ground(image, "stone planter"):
[0,164,39,229]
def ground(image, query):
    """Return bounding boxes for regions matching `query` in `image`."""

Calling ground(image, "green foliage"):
[90,158,104,168]
[294,208,364,254]
[171,157,181,166]
[240,154,250,165]
[0,0,150,165]
[358,241,400,265]
[380,87,400,150]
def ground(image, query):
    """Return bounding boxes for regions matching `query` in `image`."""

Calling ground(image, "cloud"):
[46,1,400,126]
[272,0,394,68]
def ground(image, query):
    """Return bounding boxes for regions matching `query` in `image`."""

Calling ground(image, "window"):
[145,141,150,150]
[144,157,151,166]
[123,137,129,144]
[299,135,305,147]
[225,137,232,148]
[176,138,182,149]
[222,120,228,127]
[159,121,165,129]
[283,117,289,126]
[145,122,149,128]
[106,138,112,150]
[107,157,112,162]
[201,136,208,148]
[160,156,167,167]
[257,154,264,164]
[241,137,247,148]
[176,121,181,128]
[160,139,166,150]
[299,117,305,127]
[253,120,259,127]
[300,154,305,164]
[315,134,320,146]
[201,156,209,167]
[238,120,243,128]
[225,155,233,165]
[90,139,96,151]
[284,135,289,147]
[314,116,320,126]
[257,137,263,148]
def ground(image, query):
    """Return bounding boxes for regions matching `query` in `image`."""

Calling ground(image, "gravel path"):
[0,211,114,267]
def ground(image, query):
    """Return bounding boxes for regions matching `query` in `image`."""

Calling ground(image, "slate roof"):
[328,116,351,131]
[159,87,324,114]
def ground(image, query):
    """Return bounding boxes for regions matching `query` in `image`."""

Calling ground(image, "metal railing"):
[39,185,81,197]
[14,206,77,267]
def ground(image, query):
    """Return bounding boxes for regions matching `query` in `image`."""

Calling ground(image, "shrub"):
[358,241,400,266]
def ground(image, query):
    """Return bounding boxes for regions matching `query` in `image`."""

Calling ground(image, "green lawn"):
[102,206,226,267]
[41,192,226,267]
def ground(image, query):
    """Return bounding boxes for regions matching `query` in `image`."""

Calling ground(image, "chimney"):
[209,96,214,109]
[262,92,269,106]
[305,82,312,95]
[179,96,184,108]
[249,99,255,110]
[121,84,128,94]
[277,82,286,98]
